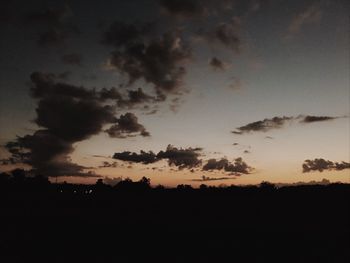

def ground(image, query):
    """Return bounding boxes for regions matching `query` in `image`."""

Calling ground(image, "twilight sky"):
[0,0,349,186]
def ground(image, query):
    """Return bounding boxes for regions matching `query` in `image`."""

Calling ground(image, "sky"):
[0,0,349,186]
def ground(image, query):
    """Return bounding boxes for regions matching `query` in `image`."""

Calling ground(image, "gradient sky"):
[0,0,349,186]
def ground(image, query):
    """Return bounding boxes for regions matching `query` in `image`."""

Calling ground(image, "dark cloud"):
[102,21,191,98]
[203,157,253,175]
[302,159,350,173]
[61,53,83,66]
[106,113,150,138]
[232,115,344,135]
[157,145,202,169]
[113,144,202,169]
[99,161,118,168]
[5,72,149,177]
[158,0,205,17]
[117,88,156,108]
[23,5,79,46]
[299,115,340,123]
[190,175,236,182]
[209,57,228,71]
[113,151,158,164]
[232,116,293,134]
[158,0,265,18]
[205,17,241,52]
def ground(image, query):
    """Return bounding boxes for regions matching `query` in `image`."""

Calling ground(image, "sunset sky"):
[0,0,349,186]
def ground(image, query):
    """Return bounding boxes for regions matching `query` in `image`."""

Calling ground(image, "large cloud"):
[302,159,350,173]
[4,72,149,177]
[202,157,253,175]
[102,21,191,99]
[113,144,202,169]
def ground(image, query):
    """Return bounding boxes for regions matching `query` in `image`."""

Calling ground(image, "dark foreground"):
[0,176,349,263]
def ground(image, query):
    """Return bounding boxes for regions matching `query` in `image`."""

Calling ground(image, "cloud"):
[4,72,149,177]
[23,5,79,46]
[113,151,158,164]
[99,161,118,168]
[232,116,293,134]
[286,3,322,39]
[158,0,265,18]
[117,88,156,108]
[190,175,236,182]
[102,21,191,98]
[105,113,150,138]
[202,157,253,175]
[232,115,343,134]
[299,115,340,123]
[204,17,241,52]
[158,0,205,17]
[113,144,202,169]
[302,159,350,173]
[228,77,242,90]
[209,57,229,71]
[157,145,202,169]
[61,53,83,66]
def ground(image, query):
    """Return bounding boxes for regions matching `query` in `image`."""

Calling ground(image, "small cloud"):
[285,3,322,40]
[228,77,242,90]
[203,157,253,175]
[302,158,350,173]
[299,115,341,123]
[209,57,229,71]
[190,175,236,182]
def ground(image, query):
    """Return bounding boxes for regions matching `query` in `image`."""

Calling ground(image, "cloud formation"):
[232,115,342,134]
[232,116,293,134]
[102,21,191,99]
[302,159,350,173]
[4,72,149,177]
[286,3,322,39]
[202,157,253,175]
[113,145,202,169]
[190,175,236,182]
[106,113,150,138]
[300,115,340,123]
[209,57,228,71]
[113,151,158,164]
[203,17,241,52]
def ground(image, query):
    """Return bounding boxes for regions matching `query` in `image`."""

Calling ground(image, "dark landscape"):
[1,171,349,263]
